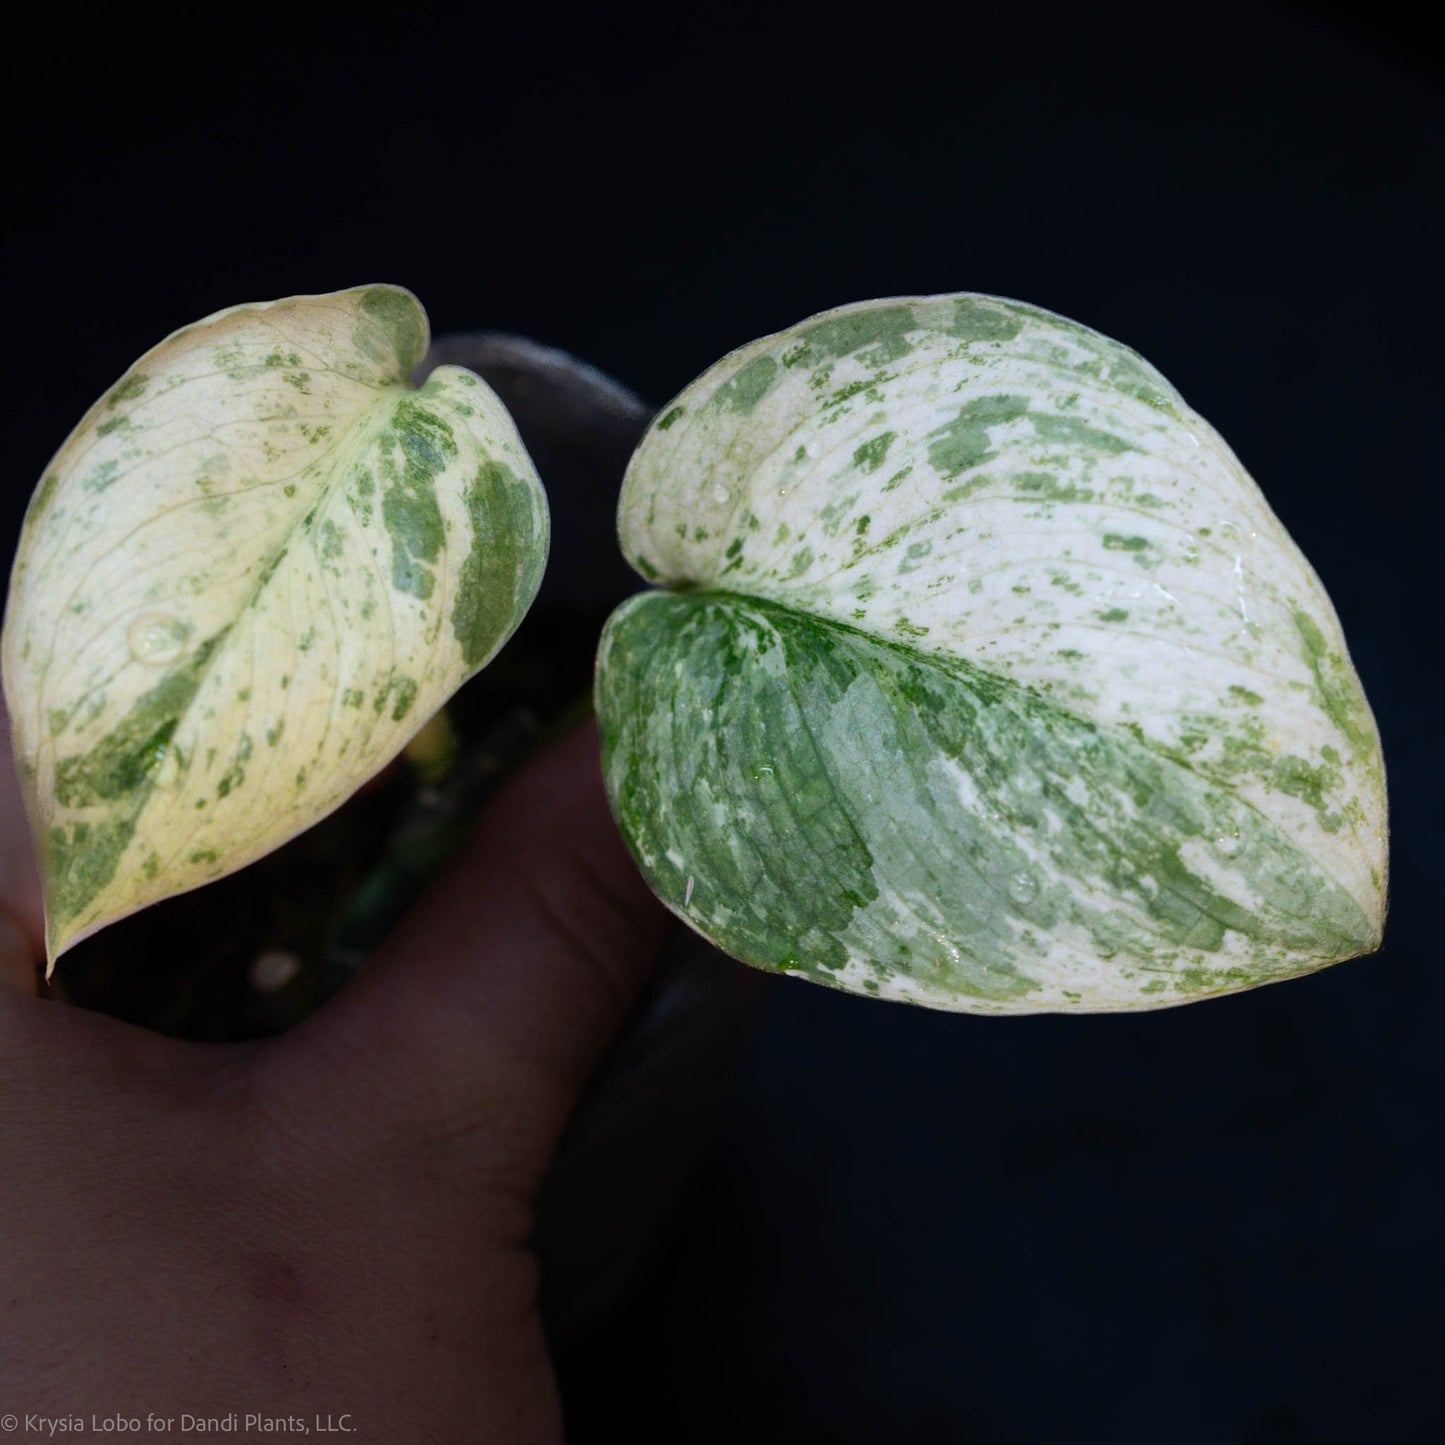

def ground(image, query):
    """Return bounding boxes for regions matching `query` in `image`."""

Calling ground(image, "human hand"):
[0,701,671,1442]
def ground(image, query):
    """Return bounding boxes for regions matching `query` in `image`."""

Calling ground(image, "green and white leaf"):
[3,285,548,965]
[597,294,1387,1013]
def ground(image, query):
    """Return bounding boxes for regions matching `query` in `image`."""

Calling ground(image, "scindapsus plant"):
[2,285,1387,1014]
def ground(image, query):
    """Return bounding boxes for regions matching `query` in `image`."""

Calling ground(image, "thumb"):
[277,719,673,1179]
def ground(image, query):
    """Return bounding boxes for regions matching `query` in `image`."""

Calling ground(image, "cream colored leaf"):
[3,285,548,965]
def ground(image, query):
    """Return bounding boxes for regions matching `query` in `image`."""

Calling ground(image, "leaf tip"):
[352,283,430,377]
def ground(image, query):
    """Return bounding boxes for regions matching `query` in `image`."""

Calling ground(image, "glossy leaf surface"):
[598,294,1386,1012]
[4,286,548,963]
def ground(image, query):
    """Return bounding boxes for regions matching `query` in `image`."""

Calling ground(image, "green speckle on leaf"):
[43,819,138,930]
[389,677,418,722]
[106,374,149,409]
[450,458,546,670]
[30,472,61,519]
[1293,609,1377,759]
[380,398,454,599]
[948,298,1023,343]
[852,432,896,473]
[216,732,253,799]
[928,395,1030,479]
[801,305,917,366]
[372,673,419,722]
[255,546,289,590]
[1012,470,1094,504]
[711,355,779,414]
[1032,413,1134,455]
[82,460,121,494]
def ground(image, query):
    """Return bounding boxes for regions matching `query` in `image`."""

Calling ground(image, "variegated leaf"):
[597,294,1387,1013]
[3,286,548,965]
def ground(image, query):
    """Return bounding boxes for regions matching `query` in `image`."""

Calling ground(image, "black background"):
[5,3,1442,1440]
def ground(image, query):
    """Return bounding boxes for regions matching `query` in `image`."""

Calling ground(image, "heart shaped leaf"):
[597,294,1387,1012]
[3,286,549,965]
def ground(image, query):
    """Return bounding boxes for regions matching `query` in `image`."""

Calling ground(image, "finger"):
[0,698,45,988]
[275,720,672,1175]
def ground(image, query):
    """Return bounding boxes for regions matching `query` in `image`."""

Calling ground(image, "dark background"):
[6,3,1441,1440]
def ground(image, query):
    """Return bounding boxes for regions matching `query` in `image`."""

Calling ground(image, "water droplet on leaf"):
[149,743,183,790]
[127,612,189,667]
[1007,871,1038,905]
